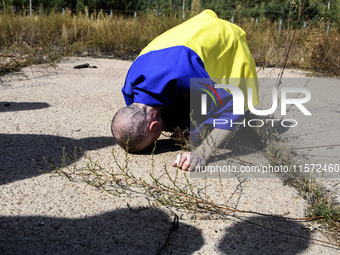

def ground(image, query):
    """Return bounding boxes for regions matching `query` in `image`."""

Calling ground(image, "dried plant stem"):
[48,147,340,249]
[52,147,325,221]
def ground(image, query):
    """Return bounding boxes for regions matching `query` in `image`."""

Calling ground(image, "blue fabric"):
[122,46,210,106]
[122,45,244,132]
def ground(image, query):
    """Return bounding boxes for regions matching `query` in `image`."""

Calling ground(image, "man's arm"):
[173,128,231,171]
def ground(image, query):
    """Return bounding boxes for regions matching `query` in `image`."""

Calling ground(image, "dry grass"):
[241,18,340,76]
[0,9,339,76]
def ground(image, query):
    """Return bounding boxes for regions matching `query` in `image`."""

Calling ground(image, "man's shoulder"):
[139,10,245,57]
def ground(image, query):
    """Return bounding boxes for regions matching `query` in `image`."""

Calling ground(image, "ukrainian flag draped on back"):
[122,10,259,131]
[137,10,259,109]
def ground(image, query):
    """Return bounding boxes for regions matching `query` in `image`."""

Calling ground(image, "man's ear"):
[149,120,161,132]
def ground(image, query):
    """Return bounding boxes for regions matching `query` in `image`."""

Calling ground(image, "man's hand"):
[172,151,207,171]
[172,128,232,171]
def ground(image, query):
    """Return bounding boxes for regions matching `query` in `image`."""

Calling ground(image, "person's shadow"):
[0,211,323,254]
[218,216,312,255]
[0,208,204,254]
[0,134,115,185]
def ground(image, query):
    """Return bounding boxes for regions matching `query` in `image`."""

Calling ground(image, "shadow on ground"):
[0,208,204,254]
[136,138,183,155]
[0,127,271,186]
[0,102,50,112]
[218,216,311,255]
[0,134,115,185]
[0,210,317,255]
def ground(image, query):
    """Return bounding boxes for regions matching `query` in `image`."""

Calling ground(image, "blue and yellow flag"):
[122,10,259,130]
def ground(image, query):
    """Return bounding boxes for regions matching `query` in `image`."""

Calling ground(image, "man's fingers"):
[178,153,189,168]
[172,152,207,171]
[179,153,190,170]
[181,159,191,171]
[172,152,189,169]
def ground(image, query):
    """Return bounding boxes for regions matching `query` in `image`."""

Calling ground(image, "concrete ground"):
[0,58,339,254]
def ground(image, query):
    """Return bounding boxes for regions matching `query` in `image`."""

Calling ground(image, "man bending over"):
[111,10,259,171]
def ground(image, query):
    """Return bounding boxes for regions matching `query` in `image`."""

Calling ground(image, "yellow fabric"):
[139,10,259,109]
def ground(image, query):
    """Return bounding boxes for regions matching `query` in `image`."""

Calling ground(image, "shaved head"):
[111,104,151,152]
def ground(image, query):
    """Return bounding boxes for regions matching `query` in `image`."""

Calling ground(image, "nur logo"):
[200,84,312,116]
[198,82,223,115]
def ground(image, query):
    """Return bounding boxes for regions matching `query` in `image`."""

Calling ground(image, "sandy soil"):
[0,57,339,254]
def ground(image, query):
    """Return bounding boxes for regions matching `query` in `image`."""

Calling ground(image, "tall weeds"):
[0,8,338,75]
[241,17,340,75]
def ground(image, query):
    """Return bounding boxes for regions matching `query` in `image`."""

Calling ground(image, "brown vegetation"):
[0,9,339,76]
